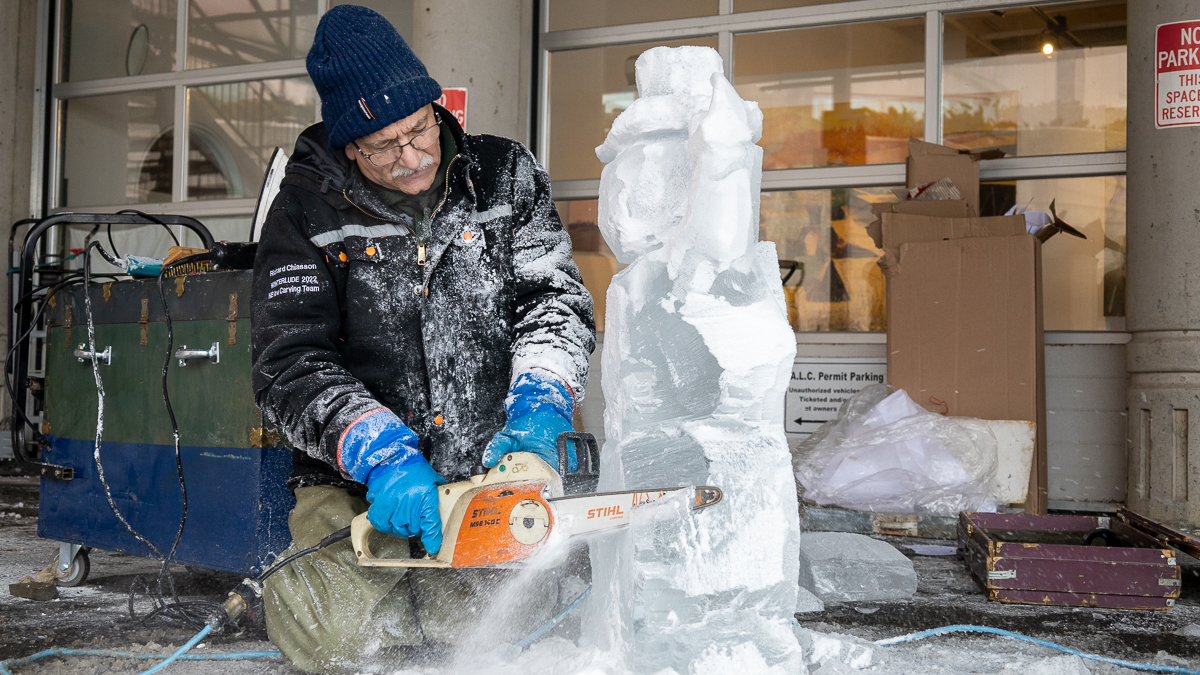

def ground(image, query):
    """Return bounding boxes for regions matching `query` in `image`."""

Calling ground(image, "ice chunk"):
[794,627,879,669]
[811,662,855,675]
[1001,655,1091,675]
[586,45,802,674]
[798,533,916,602]
[692,641,801,675]
[1154,650,1194,668]
[796,586,825,613]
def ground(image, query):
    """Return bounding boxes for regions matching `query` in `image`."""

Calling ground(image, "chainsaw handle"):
[556,431,599,479]
[349,513,449,568]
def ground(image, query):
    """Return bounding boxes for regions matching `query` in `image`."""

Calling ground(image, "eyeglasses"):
[354,113,441,167]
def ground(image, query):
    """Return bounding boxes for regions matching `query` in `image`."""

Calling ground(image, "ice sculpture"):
[584,46,803,673]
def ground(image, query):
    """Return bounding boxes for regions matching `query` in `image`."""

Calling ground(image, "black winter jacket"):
[251,106,595,490]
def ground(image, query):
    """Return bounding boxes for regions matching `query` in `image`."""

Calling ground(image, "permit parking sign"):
[785,357,886,435]
[1157,20,1200,128]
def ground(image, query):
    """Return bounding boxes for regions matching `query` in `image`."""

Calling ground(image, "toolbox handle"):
[74,344,111,366]
[174,342,220,366]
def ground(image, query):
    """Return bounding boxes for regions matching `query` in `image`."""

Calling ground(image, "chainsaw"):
[350,432,722,569]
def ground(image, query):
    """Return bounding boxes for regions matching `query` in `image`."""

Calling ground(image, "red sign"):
[1157,20,1200,129]
[438,88,468,130]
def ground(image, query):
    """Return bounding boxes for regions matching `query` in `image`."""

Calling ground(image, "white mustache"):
[391,153,437,178]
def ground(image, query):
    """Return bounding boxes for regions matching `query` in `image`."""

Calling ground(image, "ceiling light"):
[1042,40,1055,55]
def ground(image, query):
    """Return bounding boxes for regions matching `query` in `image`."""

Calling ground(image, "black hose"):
[2,275,92,435]
[74,244,221,629]
[151,252,213,609]
[115,209,180,247]
[106,223,120,260]
[257,526,352,583]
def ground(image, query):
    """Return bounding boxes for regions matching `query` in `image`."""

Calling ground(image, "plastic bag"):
[792,384,998,516]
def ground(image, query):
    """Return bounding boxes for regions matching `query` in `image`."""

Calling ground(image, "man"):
[250,6,594,672]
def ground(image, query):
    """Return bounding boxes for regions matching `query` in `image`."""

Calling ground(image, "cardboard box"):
[879,213,1026,261]
[883,217,1047,514]
[906,139,981,214]
[867,199,976,250]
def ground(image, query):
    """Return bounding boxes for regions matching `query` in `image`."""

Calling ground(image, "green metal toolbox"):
[37,269,294,575]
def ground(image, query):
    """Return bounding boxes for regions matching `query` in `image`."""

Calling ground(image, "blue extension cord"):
[0,585,595,674]
[874,624,1200,675]
[0,625,281,675]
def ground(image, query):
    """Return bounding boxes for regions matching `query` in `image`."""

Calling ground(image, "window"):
[556,200,620,332]
[735,0,857,11]
[548,37,720,181]
[187,78,318,200]
[734,20,926,169]
[59,0,178,81]
[944,3,1127,156]
[981,175,1126,331]
[59,90,175,207]
[186,0,318,69]
[47,0,338,258]
[763,188,892,332]
[540,0,1128,333]
[547,0,719,32]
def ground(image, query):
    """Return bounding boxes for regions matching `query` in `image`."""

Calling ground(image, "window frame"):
[537,0,1128,333]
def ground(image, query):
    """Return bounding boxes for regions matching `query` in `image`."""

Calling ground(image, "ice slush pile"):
[585,46,803,673]
[793,384,998,515]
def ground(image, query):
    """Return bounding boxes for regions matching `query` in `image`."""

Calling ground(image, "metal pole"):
[923,9,943,144]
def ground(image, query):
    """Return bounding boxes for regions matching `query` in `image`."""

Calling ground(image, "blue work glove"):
[482,370,577,472]
[338,409,446,554]
[364,460,445,555]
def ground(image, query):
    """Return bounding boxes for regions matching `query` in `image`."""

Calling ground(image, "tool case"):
[958,509,1200,610]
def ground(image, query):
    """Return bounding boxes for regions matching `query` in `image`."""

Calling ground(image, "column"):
[1125,0,1200,525]
[410,0,530,143]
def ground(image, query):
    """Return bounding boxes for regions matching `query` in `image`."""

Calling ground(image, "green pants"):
[264,485,561,674]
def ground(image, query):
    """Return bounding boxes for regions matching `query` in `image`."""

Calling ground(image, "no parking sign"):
[1157,20,1200,128]
[438,88,468,130]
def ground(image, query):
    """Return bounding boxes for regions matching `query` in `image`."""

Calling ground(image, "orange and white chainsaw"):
[350,433,722,569]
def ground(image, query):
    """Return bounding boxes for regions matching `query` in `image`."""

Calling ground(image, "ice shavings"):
[585,45,803,674]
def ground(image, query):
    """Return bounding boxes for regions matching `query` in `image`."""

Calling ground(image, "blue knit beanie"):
[307,5,442,150]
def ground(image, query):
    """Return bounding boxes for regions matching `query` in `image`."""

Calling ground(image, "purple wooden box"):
[957,509,1199,610]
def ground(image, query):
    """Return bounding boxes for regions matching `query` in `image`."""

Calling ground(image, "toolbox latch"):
[40,464,74,481]
[139,298,149,346]
[987,570,1017,580]
[227,293,238,345]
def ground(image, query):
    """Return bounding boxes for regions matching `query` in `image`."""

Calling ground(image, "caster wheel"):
[56,549,90,587]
